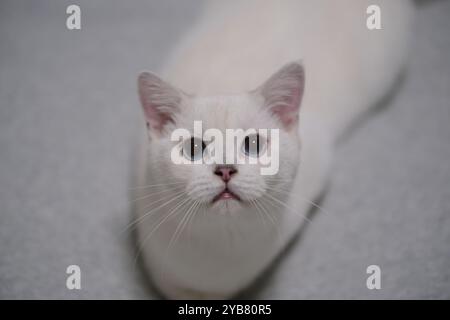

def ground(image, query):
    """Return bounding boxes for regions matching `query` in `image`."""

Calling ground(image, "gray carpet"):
[1,0,449,299]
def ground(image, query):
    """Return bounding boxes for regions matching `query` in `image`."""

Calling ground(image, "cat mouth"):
[212,188,241,202]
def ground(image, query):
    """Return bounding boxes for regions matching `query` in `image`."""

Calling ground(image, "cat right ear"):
[138,72,183,136]
[256,61,305,131]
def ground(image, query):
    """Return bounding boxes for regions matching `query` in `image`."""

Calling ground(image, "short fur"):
[134,0,414,299]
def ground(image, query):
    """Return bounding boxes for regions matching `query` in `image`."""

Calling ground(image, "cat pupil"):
[244,134,260,157]
[190,138,196,157]
[184,137,205,161]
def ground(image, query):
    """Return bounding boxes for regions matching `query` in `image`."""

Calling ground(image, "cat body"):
[135,0,413,299]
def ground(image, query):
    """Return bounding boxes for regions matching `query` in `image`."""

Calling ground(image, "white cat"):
[134,0,414,299]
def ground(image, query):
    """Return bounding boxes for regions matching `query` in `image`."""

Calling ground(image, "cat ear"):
[138,72,183,135]
[257,61,305,130]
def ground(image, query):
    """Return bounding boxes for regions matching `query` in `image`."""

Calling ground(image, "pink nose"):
[214,165,237,182]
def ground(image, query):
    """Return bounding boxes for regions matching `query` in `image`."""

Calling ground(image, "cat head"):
[137,62,304,212]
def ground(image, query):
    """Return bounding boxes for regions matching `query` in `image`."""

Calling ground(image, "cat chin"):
[211,198,243,213]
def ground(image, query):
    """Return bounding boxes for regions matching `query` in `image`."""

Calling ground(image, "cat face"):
[138,62,304,212]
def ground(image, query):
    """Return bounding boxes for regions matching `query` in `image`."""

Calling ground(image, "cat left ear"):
[138,72,184,136]
[256,61,305,130]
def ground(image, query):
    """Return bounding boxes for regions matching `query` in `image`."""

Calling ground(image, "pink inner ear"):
[138,72,180,134]
[144,106,174,132]
[260,62,304,130]
[271,105,299,129]
[268,84,303,130]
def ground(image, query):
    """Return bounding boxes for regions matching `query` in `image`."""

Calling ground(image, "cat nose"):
[214,165,237,182]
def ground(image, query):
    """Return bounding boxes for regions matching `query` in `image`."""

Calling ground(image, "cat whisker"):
[137,187,188,212]
[254,198,282,244]
[132,196,192,272]
[161,199,200,282]
[165,200,198,255]
[130,184,186,203]
[142,197,192,242]
[172,200,199,251]
[264,177,293,181]
[265,185,331,216]
[265,179,295,187]
[264,180,292,182]
[123,191,187,234]
[250,199,268,228]
[263,192,313,223]
[186,201,203,250]
[129,181,186,190]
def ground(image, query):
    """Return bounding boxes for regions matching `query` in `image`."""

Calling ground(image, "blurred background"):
[0,0,449,299]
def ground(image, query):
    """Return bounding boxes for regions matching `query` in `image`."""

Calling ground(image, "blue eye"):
[182,137,206,161]
[242,134,265,157]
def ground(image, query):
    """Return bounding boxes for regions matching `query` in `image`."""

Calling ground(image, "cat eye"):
[182,137,206,161]
[242,134,265,157]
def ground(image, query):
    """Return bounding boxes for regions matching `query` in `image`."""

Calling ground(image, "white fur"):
[135,0,414,299]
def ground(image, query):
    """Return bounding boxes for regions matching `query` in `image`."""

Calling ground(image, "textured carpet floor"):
[1,0,449,299]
